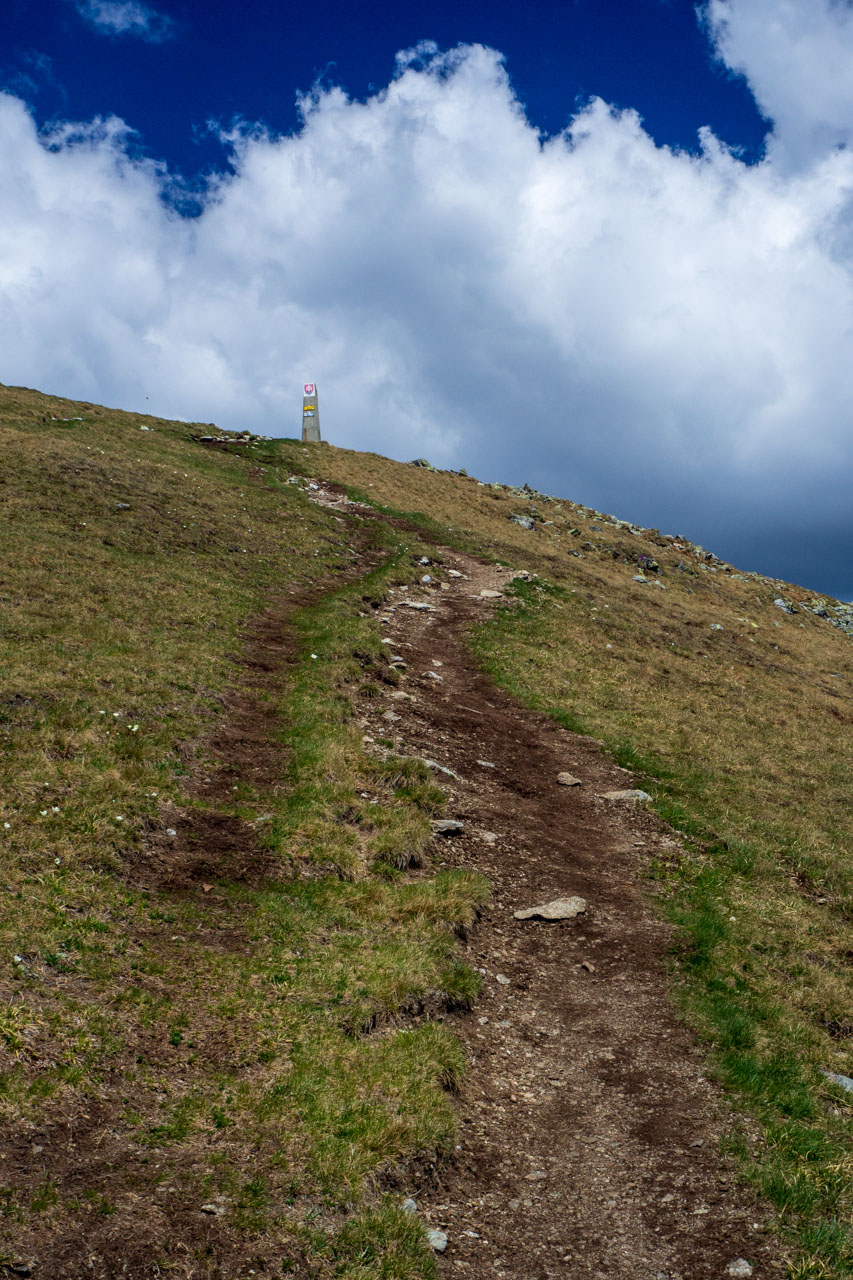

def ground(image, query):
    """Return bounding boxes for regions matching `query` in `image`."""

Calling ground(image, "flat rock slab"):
[557,772,582,786]
[398,600,436,611]
[431,818,465,836]
[514,896,587,921]
[600,788,652,802]
[479,588,503,598]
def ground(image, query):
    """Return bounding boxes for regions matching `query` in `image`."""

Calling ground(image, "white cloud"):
[1,12,853,594]
[75,0,174,41]
[705,0,853,170]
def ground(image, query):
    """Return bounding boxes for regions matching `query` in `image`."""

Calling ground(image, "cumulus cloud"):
[706,0,853,170]
[75,0,174,41]
[1,8,853,594]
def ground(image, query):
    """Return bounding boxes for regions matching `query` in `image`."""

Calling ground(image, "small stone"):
[200,1203,225,1215]
[632,574,649,583]
[420,758,461,779]
[580,960,595,972]
[430,819,464,836]
[511,515,534,530]
[426,1228,448,1253]
[402,1197,418,1215]
[166,827,177,836]
[726,1261,754,1278]
[399,600,436,611]
[525,1170,547,1180]
[557,772,581,786]
[479,588,503,598]
[710,623,724,631]
[382,710,401,722]
[495,973,511,985]
[480,831,498,843]
[599,789,652,802]
[448,569,464,577]
[421,574,432,583]
[821,1069,853,1092]
[476,759,495,768]
[421,670,443,681]
[514,897,587,921]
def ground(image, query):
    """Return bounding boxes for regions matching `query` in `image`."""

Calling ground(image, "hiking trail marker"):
[301,382,321,442]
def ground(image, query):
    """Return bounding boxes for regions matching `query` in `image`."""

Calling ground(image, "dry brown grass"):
[0,387,486,1278]
[3,390,850,1275]
[296,438,853,1276]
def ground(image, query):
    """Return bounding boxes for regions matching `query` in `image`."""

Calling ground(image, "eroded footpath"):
[349,539,784,1280]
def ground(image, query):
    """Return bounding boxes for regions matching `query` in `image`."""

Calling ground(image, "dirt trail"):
[3,487,787,1280]
[349,540,784,1280]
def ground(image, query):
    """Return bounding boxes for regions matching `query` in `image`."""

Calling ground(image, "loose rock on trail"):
[330,512,785,1280]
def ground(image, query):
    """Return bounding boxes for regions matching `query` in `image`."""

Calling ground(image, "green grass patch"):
[471,561,853,1278]
[0,385,488,1276]
[280,453,852,1274]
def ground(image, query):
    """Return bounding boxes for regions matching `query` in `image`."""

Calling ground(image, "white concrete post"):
[301,382,321,442]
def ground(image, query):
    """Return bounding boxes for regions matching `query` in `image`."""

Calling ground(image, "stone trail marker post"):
[301,382,321,442]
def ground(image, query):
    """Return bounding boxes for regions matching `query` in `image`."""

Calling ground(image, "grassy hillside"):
[1,384,851,1277]
[0,386,487,1277]
[305,445,853,1276]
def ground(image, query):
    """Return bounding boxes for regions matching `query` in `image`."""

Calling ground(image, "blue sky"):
[4,0,768,180]
[2,0,853,599]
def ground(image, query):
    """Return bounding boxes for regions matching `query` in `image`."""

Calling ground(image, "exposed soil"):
[145,601,303,890]
[142,523,387,891]
[2,490,787,1279]
[345,533,786,1280]
[0,527,389,1280]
